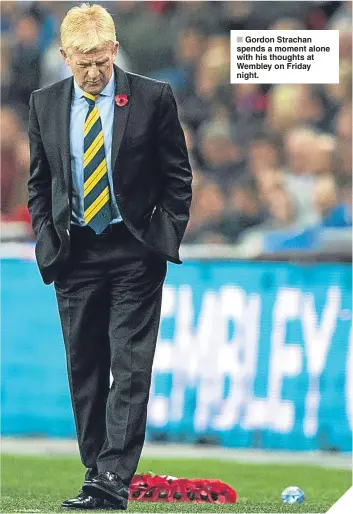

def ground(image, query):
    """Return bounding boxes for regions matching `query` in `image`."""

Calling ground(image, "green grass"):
[1,455,350,513]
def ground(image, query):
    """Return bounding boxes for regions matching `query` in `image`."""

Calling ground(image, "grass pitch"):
[1,454,351,513]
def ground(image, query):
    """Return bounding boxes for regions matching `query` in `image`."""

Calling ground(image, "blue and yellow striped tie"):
[83,93,113,234]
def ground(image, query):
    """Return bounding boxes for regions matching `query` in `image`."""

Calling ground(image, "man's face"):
[60,42,118,95]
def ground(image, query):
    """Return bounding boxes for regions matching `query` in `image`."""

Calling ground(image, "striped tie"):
[83,92,113,234]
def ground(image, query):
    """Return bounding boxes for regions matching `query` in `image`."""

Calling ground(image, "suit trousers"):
[53,222,167,485]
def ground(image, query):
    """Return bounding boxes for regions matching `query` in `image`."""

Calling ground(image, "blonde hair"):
[61,3,116,55]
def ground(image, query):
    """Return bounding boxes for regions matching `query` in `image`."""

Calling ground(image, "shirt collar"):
[74,71,115,100]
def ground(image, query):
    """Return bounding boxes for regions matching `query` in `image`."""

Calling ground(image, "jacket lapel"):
[111,64,131,171]
[56,76,73,192]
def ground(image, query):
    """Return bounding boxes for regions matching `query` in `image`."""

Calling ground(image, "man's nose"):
[87,66,99,79]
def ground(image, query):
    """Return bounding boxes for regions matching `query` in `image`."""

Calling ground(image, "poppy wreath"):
[129,473,237,503]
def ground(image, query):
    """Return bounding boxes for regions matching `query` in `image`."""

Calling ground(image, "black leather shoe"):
[61,489,117,510]
[82,472,129,510]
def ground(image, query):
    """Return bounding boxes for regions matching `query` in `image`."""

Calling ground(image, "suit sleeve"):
[156,83,192,243]
[27,92,52,238]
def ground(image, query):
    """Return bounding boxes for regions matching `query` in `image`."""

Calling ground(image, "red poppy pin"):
[115,94,128,107]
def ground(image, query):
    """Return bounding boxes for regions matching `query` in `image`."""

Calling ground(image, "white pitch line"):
[1,438,351,470]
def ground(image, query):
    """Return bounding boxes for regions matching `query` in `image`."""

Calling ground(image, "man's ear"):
[113,41,119,59]
[60,47,69,63]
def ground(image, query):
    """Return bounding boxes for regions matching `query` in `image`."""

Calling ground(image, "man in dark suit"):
[27,3,192,510]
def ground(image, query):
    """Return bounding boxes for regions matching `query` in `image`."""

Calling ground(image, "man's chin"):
[85,83,104,95]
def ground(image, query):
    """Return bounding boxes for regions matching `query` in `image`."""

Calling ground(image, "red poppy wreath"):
[129,473,237,504]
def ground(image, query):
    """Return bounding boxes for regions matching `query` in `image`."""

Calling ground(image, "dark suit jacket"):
[27,65,192,285]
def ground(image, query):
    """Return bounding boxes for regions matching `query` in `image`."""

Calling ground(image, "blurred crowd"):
[1,1,352,246]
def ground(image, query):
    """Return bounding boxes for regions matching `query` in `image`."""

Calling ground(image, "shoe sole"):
[61,504,106,510]
[82,483,128,510]
[61,506,114,511]
[61,500,110,510]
